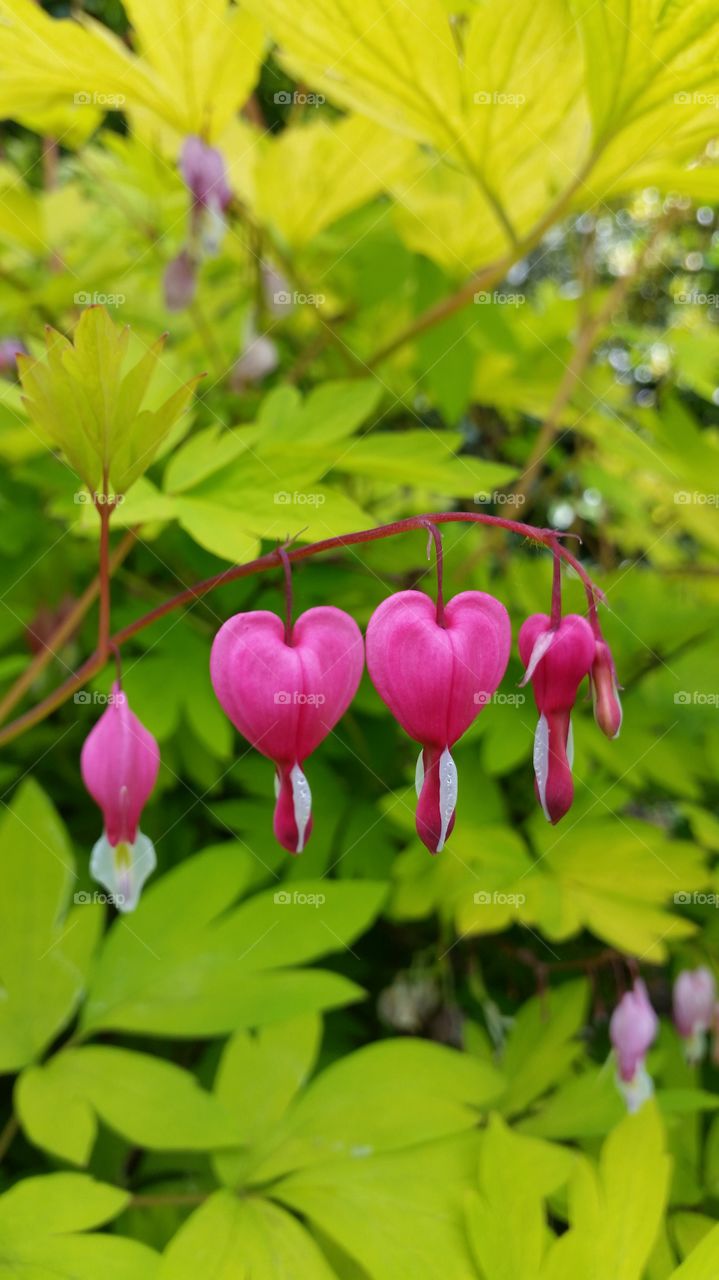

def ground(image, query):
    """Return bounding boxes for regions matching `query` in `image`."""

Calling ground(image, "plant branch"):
[0,527,138,726]
[0,512,604,749]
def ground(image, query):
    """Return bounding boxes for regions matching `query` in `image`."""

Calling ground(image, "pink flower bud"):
[518,613,595,824]
[0,338,26,377]
[164,249,197,311]
[610,979,658,1112]
[673,966,716,1062]
[590,637,623,739]
[210,608,364,853]
[366,590,510,854]
[180,136,231,256]
[80,684,160,911]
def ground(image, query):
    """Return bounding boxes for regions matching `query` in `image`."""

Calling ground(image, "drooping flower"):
[673,966,716,1063]
[230,323,279,389]
[180,135,232,256]
[589,621,623,740]
[210,607,364,853]
[80,684,160,911]
[164,249,197,311]
[610,979,659,1113]
[0,338,26,378]
[366,590,510,854]
[519,613,595,824]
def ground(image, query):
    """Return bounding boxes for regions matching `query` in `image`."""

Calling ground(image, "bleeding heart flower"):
[180,136,232,256]
[674,966,716,1063]
[610,978,658,1112]
[366,590,511,854]
[80,683,160,911]
[210,607,364,853]
[519,613,595,824]
[589,634,623,740]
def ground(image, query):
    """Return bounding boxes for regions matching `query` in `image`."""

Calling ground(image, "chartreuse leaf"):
[498,981,590,1117]
[15,1064,97,1166]
[18,307,200,499]
[237,1035,505,1183]
[276,1134,481,1280]
[27,1046,240,1155]
[671,1224,719,1278]
[255,115,415,249]
[213,1015,322,1187]
[465,1115,575,1280]
[541,1103,671,1280]
[82,850,385,1037]
[160,1192,335,1280]
[0,0,264,140]
[0,779,101,1072]
[0,1174,158,1278]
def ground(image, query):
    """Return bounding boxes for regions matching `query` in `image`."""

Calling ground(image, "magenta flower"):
[610,979,659,1112]
[80,684,160,911]
[210,607,364,853]
[519,613,595,824]
[674,966,716,1063]
[589,631,623,739]
[180,136,231,255]
[366,590,510,854]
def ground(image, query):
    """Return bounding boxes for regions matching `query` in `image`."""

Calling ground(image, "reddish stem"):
[0,512,604,748]
[421,521,445,626]
[278,546,294,644]
[550,541,562,629]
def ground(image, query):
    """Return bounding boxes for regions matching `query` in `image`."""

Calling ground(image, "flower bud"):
[674,966,716,1063]
[610,979,658,1112]
[590,637,623,739]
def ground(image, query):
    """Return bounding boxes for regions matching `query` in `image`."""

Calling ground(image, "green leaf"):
[82,855,385,1037]
[46,1045,240,1153]
[671,1224,719,1279]
[246,1035,505,1183]
[499,981,590,1116]
[160,1191,336,1280]
[15,1064,97,1166]
[0,779,100,1072]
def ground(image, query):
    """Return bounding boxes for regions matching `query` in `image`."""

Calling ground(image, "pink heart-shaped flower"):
[210,606,364,852]
[366,589,511,852]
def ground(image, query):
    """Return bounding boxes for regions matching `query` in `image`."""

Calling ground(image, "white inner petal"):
[274,769,281,800]
[90,830,157,913]
[566,717,575,770]
[290,763,312,854]
[533,714,551,823]
[520,630,556,686]
[436,747,458,853]
[415,749,425,799]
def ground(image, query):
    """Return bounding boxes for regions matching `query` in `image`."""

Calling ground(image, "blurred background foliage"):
[0,0,719,1275]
